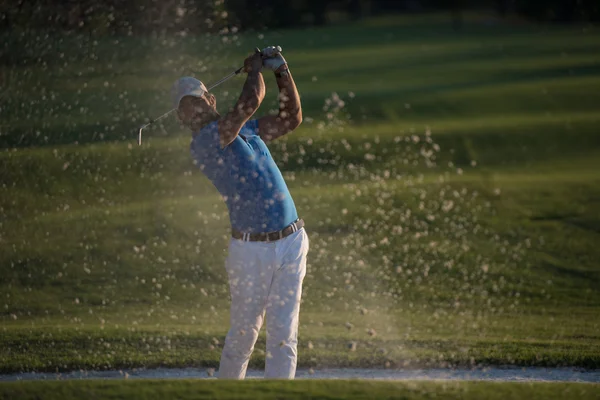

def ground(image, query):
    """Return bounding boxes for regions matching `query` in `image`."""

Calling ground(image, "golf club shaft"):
[206,66,243,91]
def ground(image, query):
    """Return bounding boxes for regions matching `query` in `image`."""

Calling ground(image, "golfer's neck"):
[191,113,220,132]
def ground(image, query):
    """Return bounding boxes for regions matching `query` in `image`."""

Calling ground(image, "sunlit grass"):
[1,14,599,374]
[1,380,599,400]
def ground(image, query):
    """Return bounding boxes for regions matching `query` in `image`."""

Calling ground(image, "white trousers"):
[218,228,309,379]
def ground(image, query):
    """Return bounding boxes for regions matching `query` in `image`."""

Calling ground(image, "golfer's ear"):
[207,93,216,107]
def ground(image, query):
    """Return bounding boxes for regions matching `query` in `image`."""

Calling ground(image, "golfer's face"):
[179,95,212,126]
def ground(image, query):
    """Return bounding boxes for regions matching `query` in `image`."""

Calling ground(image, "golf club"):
[137,48,262,146]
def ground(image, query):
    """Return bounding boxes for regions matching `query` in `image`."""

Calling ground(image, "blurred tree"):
[0,0,227,34]
[372,0,417,12]
[306,0,328,25]
[0,0,597,34]
[225,0,297,29]
[348,0,367,20]
[450,0,466,30]
[495,0,514,16]
[514,0,599,22]
[0,0,15,30]
[423,0,469,30]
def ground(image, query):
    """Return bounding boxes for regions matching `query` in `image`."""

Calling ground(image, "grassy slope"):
[1,380,600,400]
[1,14,599,373]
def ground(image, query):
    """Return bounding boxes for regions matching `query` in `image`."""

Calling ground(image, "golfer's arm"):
[219,71,265,147]
[257,69,302,142]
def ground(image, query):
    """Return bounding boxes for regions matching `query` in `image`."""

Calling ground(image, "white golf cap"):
[171,77,208,109]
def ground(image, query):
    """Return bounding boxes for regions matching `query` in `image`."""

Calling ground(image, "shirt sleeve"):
[242,119,260,136]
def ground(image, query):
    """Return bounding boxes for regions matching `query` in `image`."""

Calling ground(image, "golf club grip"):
[235,48,261,75]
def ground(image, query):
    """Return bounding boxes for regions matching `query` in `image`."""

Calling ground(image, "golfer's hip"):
[231,218,305,242]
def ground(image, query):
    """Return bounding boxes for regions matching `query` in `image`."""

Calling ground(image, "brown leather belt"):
[232,219,304,242]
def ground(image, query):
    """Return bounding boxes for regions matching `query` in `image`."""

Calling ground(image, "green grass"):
[1,380,599,400]
[1,13,600,374]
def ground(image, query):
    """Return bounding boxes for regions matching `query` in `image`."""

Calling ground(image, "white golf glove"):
[261,45,287,72]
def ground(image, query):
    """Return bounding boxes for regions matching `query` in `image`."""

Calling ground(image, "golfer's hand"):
[244,51,263,74]
[262,46,287,72]
[261,45,282,58]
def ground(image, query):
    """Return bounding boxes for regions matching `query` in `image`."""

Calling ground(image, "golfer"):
[171,46,309,379]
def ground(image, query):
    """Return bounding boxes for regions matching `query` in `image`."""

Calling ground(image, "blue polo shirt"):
[190,119,298,234]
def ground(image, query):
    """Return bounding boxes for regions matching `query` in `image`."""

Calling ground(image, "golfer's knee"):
[223,325,260,360]
[268,323,298,350]
[267,335,298,362]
